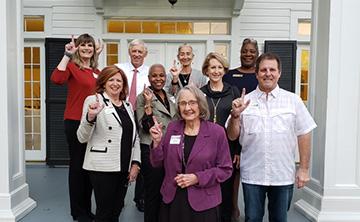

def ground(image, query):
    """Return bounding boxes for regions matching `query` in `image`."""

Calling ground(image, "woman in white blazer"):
[77,65,141,222]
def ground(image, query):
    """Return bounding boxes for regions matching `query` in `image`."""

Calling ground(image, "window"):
[106,19,229,35]
[24,16,44,32]
[214,43,229,61]
[300,49,310,102]
[24,46,41,151]
[210,22,228,35]
[106,43,119,66]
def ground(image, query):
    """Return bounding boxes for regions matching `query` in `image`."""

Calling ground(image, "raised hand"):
[149,116,163,147]
[142,84,153,103]
[174,173,199,188]
[95,38,104,55]
[87,94,104,122]
[64,35,78,56]
[169,59,181,82]
[231,88,250,119]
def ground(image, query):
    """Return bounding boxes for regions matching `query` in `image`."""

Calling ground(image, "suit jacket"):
[77,92,141,172]
[136,90,177,145]
[150,120,233,211]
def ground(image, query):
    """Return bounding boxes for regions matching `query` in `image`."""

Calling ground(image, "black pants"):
[89,171,129,222]
[134,112,144,205]
[134,169,144,203]
[220,167,236,222]
[220,139,238,222]
[64,120,93,220]
[141,143,164,222]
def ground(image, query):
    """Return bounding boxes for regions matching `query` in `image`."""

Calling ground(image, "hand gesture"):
[169,59,181,82]
[149,116,163,147]
[142,84,153,103]
[174,173,199,188]
[95,38,104,55]
[64,35,78,56]
[231,88,250,118]
[87,94,104,121]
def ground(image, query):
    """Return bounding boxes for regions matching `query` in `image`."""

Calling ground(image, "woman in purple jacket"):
[149,85,233,222]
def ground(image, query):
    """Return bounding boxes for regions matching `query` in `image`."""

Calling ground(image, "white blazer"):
[77,92,141,172]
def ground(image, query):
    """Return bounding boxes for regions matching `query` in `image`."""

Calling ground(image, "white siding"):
[22,0,312,66]
[24,0,97,37]
[52,5,96,36]
[229,0,312,67]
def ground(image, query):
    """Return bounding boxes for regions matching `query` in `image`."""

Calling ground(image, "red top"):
[51,62,99,120]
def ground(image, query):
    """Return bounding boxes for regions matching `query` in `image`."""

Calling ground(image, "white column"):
[0,0,36,221]
[295,0,360,221]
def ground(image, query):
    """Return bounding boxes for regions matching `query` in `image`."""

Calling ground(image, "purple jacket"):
[150,120,233,211]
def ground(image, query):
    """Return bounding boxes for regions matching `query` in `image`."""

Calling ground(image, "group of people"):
[51,33,316,222]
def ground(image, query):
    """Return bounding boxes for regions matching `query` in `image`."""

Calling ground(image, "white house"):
[22,0,312,163]
[1,0,360,221]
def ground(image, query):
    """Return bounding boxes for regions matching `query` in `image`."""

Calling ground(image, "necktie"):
[129,69,137,109]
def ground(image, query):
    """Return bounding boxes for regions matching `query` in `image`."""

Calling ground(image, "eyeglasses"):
[178,100,198,107]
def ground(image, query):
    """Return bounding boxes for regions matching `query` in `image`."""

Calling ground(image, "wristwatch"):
[64,51,73,58]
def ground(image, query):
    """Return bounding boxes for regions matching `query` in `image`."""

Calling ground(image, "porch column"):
[295,0,360,221]
[0,0,36,221]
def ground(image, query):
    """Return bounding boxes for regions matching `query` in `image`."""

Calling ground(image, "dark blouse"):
[179,73,191,87]
[223,69,258,94]
[182,134,197,173]
[114,103,133,172]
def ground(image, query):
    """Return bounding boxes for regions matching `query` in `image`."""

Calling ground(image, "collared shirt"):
[115,62,150,97]
[239,85,317,186]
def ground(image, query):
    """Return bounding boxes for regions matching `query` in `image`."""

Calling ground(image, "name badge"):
[104,107,115,114]
[233,74,243,78]
[93,73,98,79]
[170,135,181,144]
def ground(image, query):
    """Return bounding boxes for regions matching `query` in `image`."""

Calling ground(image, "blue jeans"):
[242,183,293,222]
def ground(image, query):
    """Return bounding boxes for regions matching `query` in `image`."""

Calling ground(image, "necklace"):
[180,73,191,84]
[210,98,222,123]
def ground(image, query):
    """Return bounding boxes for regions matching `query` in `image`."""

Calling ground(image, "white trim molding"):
[295,0,360,221]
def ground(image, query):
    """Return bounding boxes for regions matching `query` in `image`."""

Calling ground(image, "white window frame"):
[23,7,52,39]
[24,42,46,161]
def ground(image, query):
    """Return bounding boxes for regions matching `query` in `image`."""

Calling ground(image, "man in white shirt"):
[115,39,149,212]
[116,39,150,108]
[227,52,316,222]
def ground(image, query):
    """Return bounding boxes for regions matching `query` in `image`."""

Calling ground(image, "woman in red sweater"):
[51,33,103,222]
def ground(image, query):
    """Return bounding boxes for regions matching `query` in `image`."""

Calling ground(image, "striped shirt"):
[239,85,317,186]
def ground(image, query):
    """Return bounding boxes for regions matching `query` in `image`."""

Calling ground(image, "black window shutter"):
[45,38,70,166]
[264,40,297,93]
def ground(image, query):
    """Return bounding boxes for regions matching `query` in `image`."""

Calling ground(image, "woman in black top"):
[200,52,240,222]
[77,65,141,222]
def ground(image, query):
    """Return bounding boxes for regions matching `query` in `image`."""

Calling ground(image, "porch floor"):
[20,165,310,222]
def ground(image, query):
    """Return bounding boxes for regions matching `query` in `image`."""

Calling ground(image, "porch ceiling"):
[94,0,244,17]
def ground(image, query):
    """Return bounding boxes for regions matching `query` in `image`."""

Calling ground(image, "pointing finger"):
[241,88,246,99]
[152,115,159,126]
[95,93,100,103]
[71,35,75,44]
